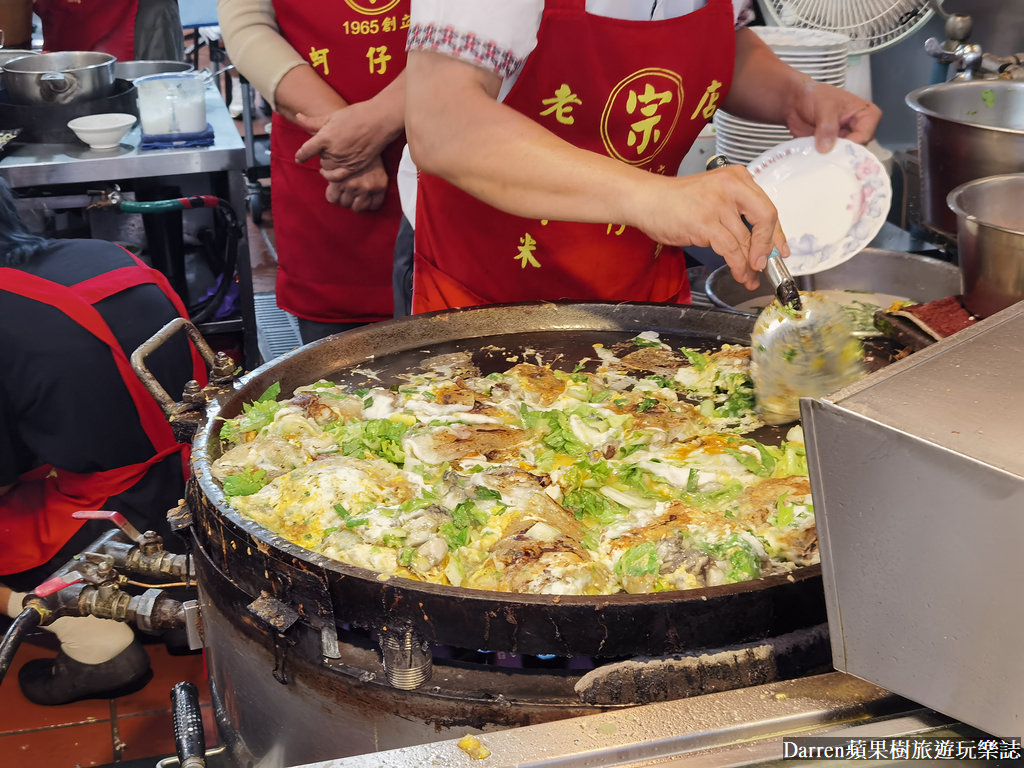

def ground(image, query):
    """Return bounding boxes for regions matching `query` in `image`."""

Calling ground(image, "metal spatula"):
[749,272,864,425]
[706,155,864,424]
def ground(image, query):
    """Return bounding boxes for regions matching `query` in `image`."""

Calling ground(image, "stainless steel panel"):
[301,673,916,768]
[705,248,961,315]
[0,89,259,367]
[813,303,1024,475]
[802,303,1024,738]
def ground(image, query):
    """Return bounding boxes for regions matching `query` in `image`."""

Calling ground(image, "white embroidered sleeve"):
[408,1,544,78]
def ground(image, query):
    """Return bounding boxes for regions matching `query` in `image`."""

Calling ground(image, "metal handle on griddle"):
[170,681,207,768]
[130,317,241,442]
[131,317,220,415]
[705,155,801,309]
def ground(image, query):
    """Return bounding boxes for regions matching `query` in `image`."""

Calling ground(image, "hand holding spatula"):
[706,155,864,424]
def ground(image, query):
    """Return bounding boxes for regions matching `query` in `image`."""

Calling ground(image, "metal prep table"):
[0,82,260,369]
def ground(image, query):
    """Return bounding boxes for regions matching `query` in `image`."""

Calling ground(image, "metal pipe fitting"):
[379,628,433,690]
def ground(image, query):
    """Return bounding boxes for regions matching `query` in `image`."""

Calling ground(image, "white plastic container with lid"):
[135,72,207,135]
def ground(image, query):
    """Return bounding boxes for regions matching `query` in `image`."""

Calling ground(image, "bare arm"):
[271,64,348,122]
[724,28,881,152]
[405,50,786,289]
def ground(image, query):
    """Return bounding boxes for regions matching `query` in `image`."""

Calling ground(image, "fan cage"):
[758,0,934,53]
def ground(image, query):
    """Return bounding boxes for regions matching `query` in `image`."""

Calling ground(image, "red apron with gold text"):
[271,0,410,323]
[35,0,136,60]
[0,253,205,574]
[413,0,735,313]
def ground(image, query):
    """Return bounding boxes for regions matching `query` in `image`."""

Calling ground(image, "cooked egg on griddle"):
[212,334,816,595]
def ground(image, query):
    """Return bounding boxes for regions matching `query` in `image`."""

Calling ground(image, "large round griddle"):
[188,302,825,657]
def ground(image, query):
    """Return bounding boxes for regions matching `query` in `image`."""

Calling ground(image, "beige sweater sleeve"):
[217,0,305,111]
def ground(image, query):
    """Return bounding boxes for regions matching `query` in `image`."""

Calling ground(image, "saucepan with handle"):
[2,50,116,106]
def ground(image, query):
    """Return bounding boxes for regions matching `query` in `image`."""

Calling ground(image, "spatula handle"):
[765,248,802,309]
[706,154,801,310]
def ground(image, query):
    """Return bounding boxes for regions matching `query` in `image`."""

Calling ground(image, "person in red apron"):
[0,182,206,703]
[33,0,136,60]
[404,1,881,313]
[220,0,410,342]
[31,0,184,61]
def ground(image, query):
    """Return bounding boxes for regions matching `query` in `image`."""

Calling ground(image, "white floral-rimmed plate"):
[747,137,891,276]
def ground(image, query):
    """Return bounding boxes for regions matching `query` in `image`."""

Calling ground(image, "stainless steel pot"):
[705,248,962,314]
[947,173,1024,318]
[2,51,116,105]
[905,80,1024,239]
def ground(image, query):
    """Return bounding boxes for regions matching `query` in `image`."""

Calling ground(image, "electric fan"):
[758,0,935,54]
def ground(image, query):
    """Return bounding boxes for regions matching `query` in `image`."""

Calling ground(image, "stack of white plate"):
[713,26,850,164]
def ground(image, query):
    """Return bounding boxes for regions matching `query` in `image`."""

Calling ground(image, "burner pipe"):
[0,606,42,683]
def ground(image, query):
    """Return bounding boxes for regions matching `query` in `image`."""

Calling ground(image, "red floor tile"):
[0,722,114,767]
[0,634,217,767]
[115,643,209,717]
[0,640,113,733]
[114,711,177,763]
[247,206,277,295]
[114,704,217,762]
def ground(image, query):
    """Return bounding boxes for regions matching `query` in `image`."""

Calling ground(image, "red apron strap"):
[0,267,180,452]
[0,256,201,574]
[122,249,195,322]
[73,266,159,303]
[73,248,208,385]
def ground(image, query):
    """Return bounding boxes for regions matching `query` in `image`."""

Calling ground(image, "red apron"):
[413,0,736,313]
[0,252,206,574]
[35,0,136,60]
[271,0,410,323]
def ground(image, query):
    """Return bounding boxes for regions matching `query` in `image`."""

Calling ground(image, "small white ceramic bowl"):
[67,113,137,149]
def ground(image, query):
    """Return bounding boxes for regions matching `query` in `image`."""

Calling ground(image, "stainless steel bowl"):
[2,50,116,105]
[948,173,1024,318]
[906,80,1024,239]
[706,248,962,315]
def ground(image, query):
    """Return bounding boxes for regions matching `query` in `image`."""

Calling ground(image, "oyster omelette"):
[211,333,816,596]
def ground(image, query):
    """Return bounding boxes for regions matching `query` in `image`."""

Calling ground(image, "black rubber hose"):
[188,201,242,324]
[0,608,42,683]
[115,196,242,325]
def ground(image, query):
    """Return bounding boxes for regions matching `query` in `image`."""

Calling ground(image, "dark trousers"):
[392,214,414,318]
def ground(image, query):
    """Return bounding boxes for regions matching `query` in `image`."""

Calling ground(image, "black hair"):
[0,177,48,267]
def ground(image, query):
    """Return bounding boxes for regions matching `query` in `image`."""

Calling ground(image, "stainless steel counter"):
[0,83,245,186]
[0,83,259,367]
